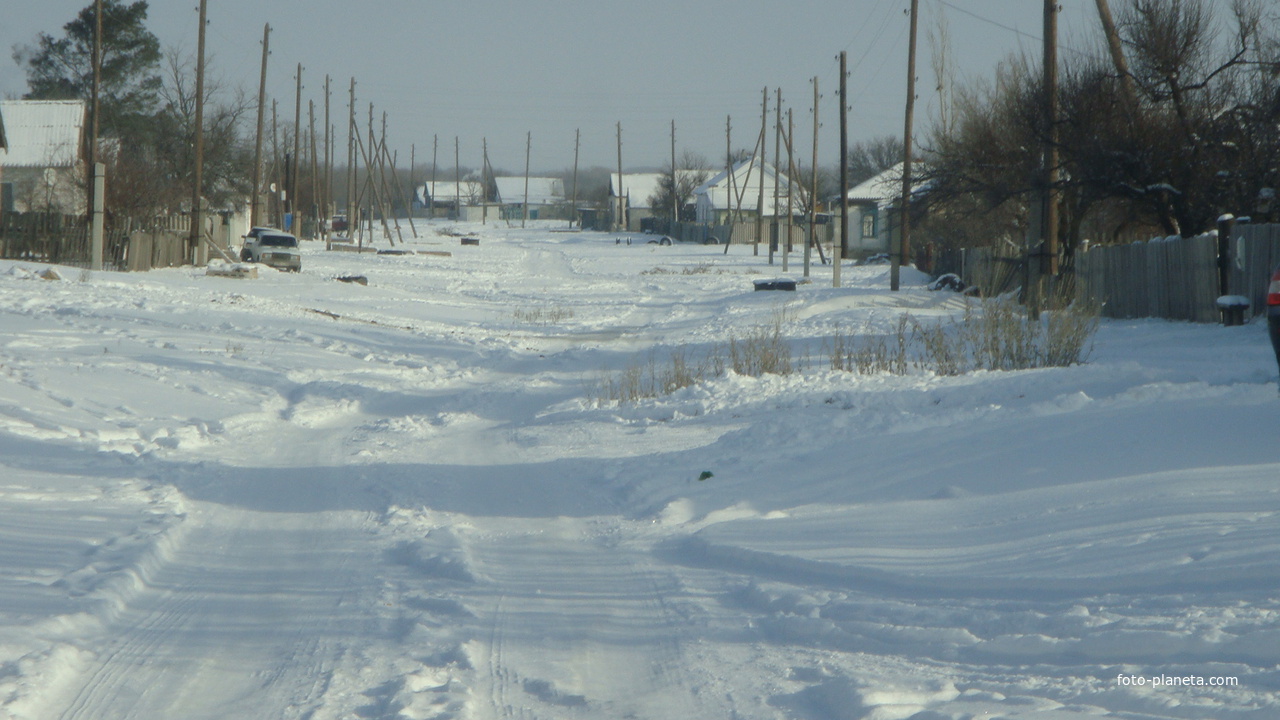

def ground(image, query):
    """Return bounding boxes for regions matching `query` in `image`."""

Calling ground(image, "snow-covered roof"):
[0,99,86,168]
[611,170,707,209]
[846,162,904,204]
[694,158,799,215]
[493,177,564,206]
[419,179,485,204]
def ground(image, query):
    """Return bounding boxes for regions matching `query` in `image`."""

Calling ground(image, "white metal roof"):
[493,176,563,206]
[0,100,86,168]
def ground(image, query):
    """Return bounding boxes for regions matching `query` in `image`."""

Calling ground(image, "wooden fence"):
[0,212,227,272]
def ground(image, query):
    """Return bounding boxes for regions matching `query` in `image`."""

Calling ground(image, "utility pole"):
[190,0,207,262]
[347,78,356,227]
[837,52,848,288]
[783,107,794,272]
[251,24,270,229]
[1094,0,1136,108]
[482,138,489,225]
[670,119,678,230]
[807,75,820,276]
[88,0,102,220]
[1043,0,1060,279]
[323,74,331,230]
[271,100,279,227]
[771,87,782,266]
[292,63,303,231]
[756,86,767,257]
[454,135,461,221]
[616,121,625,232]
[523,131,532,228]
[309,99,318,238]
[571,129,580,228]
[894,0,919,292]
[431,134,438,219]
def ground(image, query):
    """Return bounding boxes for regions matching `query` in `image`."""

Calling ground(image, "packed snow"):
[1,221,1277,720]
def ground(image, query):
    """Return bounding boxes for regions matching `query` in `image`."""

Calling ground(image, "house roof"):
[846,162,905,204]
[418,179,486,204]
[610,170,706,209]
[694,158,800,215]
[0,100,86,168]
[0,105,7,151]
[493,176,563,206]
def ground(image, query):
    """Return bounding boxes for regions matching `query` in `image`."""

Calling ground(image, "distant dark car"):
[1268,264,1280,378]
[330,215,349,233]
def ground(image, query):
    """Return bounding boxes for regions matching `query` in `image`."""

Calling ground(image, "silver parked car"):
[241,230,301,272]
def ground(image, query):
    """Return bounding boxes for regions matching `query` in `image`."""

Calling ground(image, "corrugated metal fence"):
[948,226,1280,323]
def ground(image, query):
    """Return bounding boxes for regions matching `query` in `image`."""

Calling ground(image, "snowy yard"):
[1,221,1277,720]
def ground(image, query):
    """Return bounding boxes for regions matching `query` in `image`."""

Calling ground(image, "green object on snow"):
[698,471,714,481]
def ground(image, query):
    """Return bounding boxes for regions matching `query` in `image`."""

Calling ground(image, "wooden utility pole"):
[894,0,919,292]
[292,63,302,230]
[1094,0,1136,108]
[454,135,461,221]
[250,24,270,229]
[309,99,318,238]
[616,121,625,231]
[670,119,678,229]
[783,107,794,272]
[523,131,531,228]
[571,129,580,228]
[271,100,279,227]
[837,52,848,288]
[347,78,356,227]
[431,134,438,219]
[482,138,489,225]
[725,115,734,247]
[88,0,102,219]
[323,74,332,230]
[807,76,821,275]
[190,0,207,261]
[1043,0,1060,278]
[756,86,767,257]
[771,87,782,265]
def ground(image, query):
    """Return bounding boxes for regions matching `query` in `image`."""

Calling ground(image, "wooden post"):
[616,122,625,231]
[837,52,847,288]
[431,134,438,219]
[292,63,302,231]
[756,86,767,257]
[571,129,580,228]
[309,99,318,239]
[670,119,678,231]
[523,131,531,228]
[88,0,102,221]
[482,138,489,225]
[783,108,793,272]
[454,136,461,221]
[347,78,356,229]
[191,0,207,262]
[771,88,782,265]
[250,24,270,229]
[323,74,332,233]
[894,0,919,292]
[808,75,822,273]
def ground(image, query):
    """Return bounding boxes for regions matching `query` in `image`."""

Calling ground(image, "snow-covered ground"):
[1,221,1277,720]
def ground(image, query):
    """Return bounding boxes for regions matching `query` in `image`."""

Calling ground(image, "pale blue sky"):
[4,1,1102,171]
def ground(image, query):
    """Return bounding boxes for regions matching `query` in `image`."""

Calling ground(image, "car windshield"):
[260,235,297,248]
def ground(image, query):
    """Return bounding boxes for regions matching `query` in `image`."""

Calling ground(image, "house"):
[417,179,486,219]
[609,170,707,231]
[493,176,564,220]
[0,103,7,219]
[693,158,798,226]
[0,99,88,216]
[842,162,911,258]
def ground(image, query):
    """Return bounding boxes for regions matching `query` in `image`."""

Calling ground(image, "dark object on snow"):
[336,275,368,285]
[754,279,797,292]
[698,471,714,481]
[1216,295,1250,326]
[929,273,967,292]
[461,237,480,246]
[647,235,673,246]
[858,252,891,266]
[377,249,414,256]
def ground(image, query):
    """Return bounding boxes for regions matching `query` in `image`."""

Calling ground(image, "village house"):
[493,176,564,221]
[842,162,907,259]
[693,158,798,226]
[0,99,88,217]
[609,170,706,232]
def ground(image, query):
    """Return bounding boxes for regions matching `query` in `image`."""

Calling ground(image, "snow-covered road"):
[2,223,1278,719]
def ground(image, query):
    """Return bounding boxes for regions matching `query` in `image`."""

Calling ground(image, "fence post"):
[1216,214,1235,297]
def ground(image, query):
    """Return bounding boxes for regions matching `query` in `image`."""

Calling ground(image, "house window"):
[861,211,876,238]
